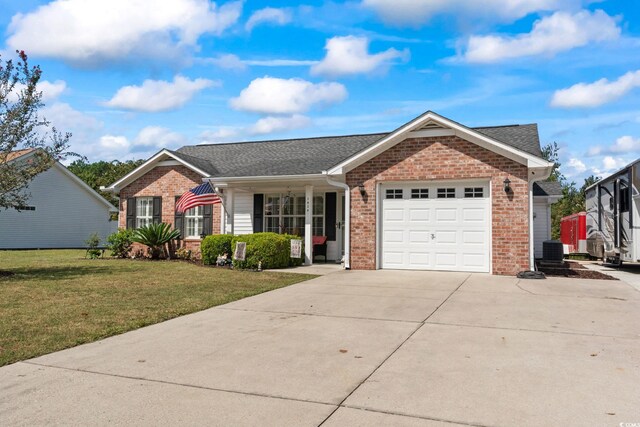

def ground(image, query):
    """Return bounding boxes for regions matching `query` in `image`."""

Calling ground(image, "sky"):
[1,0,639,184]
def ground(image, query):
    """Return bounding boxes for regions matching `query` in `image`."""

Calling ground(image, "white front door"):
[380,181,491,272]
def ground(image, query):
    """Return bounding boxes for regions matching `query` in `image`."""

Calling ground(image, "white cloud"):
[311,36,409,78]
[602,156,627,171]
[132,126,187,150]
[587,136,640,157]
[7,80,67,104]
[206,54,247,70]
[551,70,640,108]
[105,75,217,112]
[362,0,579,26]
[6,0,242,65]
[99,135,130,151]
[566,158,586,176]
[245,7,291,32]
[42,102,102,133]
[462,10,620,63]
[249,115,312,135]
[199,127,241,143]
[38,80,67,102]
[203,54,317,70]
[230,77,347,115]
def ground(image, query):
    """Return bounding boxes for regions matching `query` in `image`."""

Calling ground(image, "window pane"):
[411,188,428,199]
[282,195,294,215]
[437,188,455,198]
[385,189,403,199]
[464,187,484,198]
[295,196,305,215]
[313,217,324,236]
[313,196,324,215]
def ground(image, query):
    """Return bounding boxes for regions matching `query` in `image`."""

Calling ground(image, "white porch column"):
[305,185,313,265]
[225,188,234,234]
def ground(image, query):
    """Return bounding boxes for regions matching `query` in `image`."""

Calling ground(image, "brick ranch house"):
[105,111,561,275]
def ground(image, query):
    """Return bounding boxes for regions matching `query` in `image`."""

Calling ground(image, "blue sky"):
[1,0,639,183]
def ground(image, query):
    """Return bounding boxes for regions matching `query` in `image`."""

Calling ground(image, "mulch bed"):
[535,261,618,280]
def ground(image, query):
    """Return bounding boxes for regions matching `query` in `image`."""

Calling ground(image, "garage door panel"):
[462,230,485,244]
[383,230,405,243]
[382,181,490,273]
[384,207,405,222]
[435,208,457,222]
[435,230,457,244]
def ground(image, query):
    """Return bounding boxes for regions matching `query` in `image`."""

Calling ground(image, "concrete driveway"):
[2,270,639,426]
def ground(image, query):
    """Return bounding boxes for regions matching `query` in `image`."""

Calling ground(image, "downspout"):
[324,175,350,269]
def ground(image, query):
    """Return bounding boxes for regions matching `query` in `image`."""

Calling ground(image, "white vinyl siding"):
[233,192,254,235]
[533,201,550,258]
[0,163,116,249]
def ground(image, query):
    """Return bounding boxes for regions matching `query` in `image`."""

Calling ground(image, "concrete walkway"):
[1,270,639,426]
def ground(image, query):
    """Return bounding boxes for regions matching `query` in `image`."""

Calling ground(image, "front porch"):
[211,178,347,266]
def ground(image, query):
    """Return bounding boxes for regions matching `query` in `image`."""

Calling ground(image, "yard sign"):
[290,239,302,259]
[234,242,246,261]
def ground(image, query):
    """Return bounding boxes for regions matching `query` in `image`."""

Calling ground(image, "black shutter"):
[325,192,336,241]
[202,204,213,236]
[126,197,136,229]
[174,196,184,238]
[152,197,162,224]
[253,194,264,233]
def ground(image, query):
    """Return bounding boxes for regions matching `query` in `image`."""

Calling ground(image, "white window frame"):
[136,197,153,228]
[185,206,204,238]
[264,193,325,237]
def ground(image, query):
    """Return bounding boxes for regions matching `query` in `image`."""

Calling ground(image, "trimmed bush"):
[201,234,234,265]
[231,232,305,270]
[107,228,134,258]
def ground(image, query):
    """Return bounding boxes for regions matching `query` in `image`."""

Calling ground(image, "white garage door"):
[381,182,491,272]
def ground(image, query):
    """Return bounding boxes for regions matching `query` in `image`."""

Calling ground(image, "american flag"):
[175,182,221,213]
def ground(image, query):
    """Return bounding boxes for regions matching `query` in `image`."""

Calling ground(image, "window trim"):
[136,197,153,228]
[264,193,325,237]
[184,206,204,238]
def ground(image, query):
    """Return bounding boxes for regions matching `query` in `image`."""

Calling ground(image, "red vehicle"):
[560,212,587,253]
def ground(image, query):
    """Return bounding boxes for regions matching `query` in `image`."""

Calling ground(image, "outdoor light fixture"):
[503,178,512,193]
[358,184,366,196]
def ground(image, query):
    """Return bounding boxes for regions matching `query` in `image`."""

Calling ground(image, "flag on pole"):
[175,182,221,213]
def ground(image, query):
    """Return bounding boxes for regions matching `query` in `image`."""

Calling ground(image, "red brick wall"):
[346,136,530,275]
[118,165,221,257]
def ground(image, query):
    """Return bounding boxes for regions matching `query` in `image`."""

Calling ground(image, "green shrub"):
[201,234,234,265]
[107,228,134,258]
[231,232,304,270]
[132,223,180,260]
[85,233,102,259]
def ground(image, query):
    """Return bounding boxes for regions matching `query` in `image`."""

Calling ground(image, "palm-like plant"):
[132,223,180,259]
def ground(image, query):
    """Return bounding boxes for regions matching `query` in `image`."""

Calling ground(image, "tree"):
[541,143,601,239]
[67,159,145,207]
[0,50,72,209]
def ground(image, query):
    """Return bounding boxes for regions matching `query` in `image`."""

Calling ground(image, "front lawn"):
[0,250,315,366]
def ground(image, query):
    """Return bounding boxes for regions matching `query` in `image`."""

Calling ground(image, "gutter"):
[323,174,350,270]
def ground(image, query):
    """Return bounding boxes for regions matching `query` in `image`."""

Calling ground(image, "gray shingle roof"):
[533,181,562,197]
[175,123,543,178]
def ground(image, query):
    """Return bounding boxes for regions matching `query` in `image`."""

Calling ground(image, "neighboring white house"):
[0,149,117,249]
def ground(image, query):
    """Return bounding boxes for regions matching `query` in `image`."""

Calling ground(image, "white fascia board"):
[105,149,209,191]
[54,162,118,212]
[326,110,553,175]
[204,173,326,185]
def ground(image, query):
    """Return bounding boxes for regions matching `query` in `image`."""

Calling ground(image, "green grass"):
[0,250,316,367]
